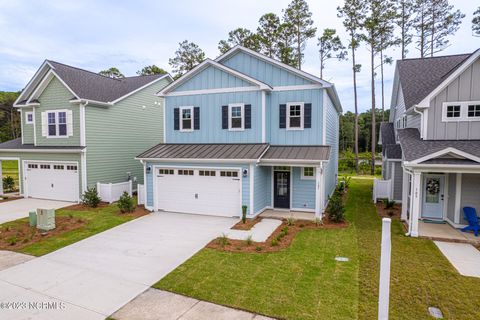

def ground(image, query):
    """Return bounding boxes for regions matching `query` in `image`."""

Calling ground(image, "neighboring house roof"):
[384,144,402,160]
[0,138,84,152]
[261,145,330,161]
[396,53,471,109]
[14,60,173,106]
[397,128,480,163]
[379,122,402,159]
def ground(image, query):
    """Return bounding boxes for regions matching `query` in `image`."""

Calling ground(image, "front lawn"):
[0,200,147,256]
[155,178,480,319]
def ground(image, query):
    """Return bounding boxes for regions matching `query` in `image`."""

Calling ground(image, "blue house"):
[137,46,342,219]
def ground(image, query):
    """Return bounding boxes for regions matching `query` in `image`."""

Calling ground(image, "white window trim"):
[441,101,480,122]
[286,102,304,131]
[301,167,315,180]
[228,103,245,131]
[46,109,69,138]
[179,106,194,132]
[25,111,34,124]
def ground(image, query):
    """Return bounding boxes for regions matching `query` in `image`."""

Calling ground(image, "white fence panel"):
[97,180,132,203]
[137,184,145,205]
[373,178,392,203]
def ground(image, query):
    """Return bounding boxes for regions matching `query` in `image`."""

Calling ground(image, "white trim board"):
[406,147,480,165]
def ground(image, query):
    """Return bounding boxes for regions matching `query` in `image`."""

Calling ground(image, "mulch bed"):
[207,218,348,253]
[231,217,262,230]
[62,202,110,211]
[376,202,402,220]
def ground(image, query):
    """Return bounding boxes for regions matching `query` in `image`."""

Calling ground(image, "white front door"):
[25,162,79,202]
[421,174,445,220]
[155,167,241,217]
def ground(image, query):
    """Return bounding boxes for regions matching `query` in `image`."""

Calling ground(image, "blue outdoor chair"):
[461,207,480,237]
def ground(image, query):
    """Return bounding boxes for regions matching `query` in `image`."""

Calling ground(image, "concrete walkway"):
[0,251,35,271]
[226,219,282,242]
[0,198,73,224]
[112,288,274,320]
[0,212,236,319]
[434,241,480,277]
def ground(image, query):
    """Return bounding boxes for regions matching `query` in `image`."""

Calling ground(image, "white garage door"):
[155,167,241,217]
[25,162,79,202]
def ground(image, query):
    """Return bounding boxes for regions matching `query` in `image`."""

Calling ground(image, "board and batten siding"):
[85,78,169,189]
[220,51,314,87]
[427,57,480,140]
[253,165,271,214]
[165,91,262,143]
[174,65,253,92]
[392,161,403,201]
[291,167,315,210]
[324,92,339,205]
[35,77,81,147]
[0,151,82,195]
[21,107,34,144]
[145,161,250,215]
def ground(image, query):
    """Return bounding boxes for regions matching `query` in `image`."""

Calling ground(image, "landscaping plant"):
[241,205,247,223]
[118,192,135,213]
[2,176,15,193]
[327,189,345,223]
[218,233,230,247]
[384,199,396,209]
[245,235,253,246]
[81,187,101,208]
[286,217,295,226]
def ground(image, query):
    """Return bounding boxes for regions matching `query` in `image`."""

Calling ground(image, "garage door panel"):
[26,162,78,202]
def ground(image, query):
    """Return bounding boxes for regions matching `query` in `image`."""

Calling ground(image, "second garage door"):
[155,167,241,217]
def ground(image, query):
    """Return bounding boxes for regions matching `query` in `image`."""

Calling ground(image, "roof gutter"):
[70,99,113,107]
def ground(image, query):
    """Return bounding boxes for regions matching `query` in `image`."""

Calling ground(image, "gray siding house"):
[0,60,172,202]
[381,49,480,237]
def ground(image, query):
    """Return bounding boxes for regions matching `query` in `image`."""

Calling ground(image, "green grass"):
[1,201,143,256]
[1,160,19,189]
[155,178,480,320]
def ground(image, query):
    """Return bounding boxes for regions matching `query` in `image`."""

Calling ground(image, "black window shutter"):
[194,107,200,130]
[222,105,228,129]
[279,104,286,128]
[304,103,312,128]
[173,108,179,130]
[244,104,251,129]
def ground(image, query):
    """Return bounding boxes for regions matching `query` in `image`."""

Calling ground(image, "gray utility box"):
[37,209,55,231]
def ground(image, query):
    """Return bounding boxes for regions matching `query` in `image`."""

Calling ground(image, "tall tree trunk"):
[401,1,406,59]
[297,28,301,69]
[380,50,385,122]
[351,37,359,174]
[370,44,376,176]
[430,3,435,57]
[420,10,425,58]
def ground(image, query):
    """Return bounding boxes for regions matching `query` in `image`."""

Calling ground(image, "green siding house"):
[0,60,172,202]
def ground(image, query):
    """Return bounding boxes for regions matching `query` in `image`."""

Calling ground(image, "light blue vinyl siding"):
[220,51,314,87]
[253,165,271,214]
[324,93,340,204]
[268,89,323,145]
[165,91,262,143]
[174,65,254,92]
[145,162,251,214]
[291,167,316,210]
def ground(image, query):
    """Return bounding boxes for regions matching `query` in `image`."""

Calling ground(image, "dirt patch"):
[122,205,150,218]
[0,196,22,203]
[231,217,262,230]
[376,202,401,220]
[207,218,348,253]
[63,202,110,211]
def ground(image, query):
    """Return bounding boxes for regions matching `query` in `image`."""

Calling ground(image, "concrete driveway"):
[0,198,74,224]
[0,212,236,320]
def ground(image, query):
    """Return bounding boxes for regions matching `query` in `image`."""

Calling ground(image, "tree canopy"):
[169,40,206,79]
[137,65,167,76]
[98,67,124,79]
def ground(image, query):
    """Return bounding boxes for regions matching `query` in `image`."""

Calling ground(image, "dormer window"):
[287,102,304,130]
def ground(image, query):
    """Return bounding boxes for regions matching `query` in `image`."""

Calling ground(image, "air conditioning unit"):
[37,208,55,231]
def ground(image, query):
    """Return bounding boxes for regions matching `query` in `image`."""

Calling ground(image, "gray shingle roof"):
[385,144,402,160]
[48,60,168,103]
[137,143,269,160]
[397,53,471,109]
[380,122,402,159]
[261,145,330,161]
[397,128,480,162]
[0,138,84,151]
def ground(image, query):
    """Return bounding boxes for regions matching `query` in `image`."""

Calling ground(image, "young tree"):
[317,28,347,79]
[98,67,124,79]
[338,0,366,174]
[218,28,260,54]
[136,65,167,76]
[257,13,281,58]
[169,40,206,79]
[395,0,416,59]
[276,22,297,66]
[282,0,317,69]
[472,6,480,37]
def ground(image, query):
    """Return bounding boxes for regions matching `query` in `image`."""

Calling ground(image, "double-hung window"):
[47,111,67,137]
[180,107,193,131]
[25,112,33,124]
[228,103,244,130]
[287,102,304,130]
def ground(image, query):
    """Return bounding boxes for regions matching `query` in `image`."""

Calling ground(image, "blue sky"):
[0,0,477,113]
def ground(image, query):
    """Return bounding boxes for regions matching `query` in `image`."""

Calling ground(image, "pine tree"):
[277,22,297,67]
[474,7,480,37]
[395,0,416,59]
[218,28,260,54]
[136,65,167,76]
[282,0,317,69]
[257,13,281,58]
[98,67,124,79]
[169,40,206,79]
[317,29,347,79]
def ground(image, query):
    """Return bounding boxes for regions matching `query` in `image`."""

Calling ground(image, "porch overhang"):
[258,145,330,166]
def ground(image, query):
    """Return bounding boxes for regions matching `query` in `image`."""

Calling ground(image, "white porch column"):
[454,173,462,224]
[315,164,324,218]
[0,160,3,195]
[401,168,409,221]
[410,171,422,237]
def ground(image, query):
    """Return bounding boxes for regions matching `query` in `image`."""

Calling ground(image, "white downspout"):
[412,105,424,139]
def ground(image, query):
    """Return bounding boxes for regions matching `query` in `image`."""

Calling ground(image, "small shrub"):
[388,211,395,217]
[235,246,242,250]
[384,199,396,209]
[81,187,101,208]
[218,233,230,246]
[255,246,262,252]
[2,176,15,192]
[68,213,74,219]
[314,217,323,226]
[271,238,279,246]
[8,236,17,246]
[118,192,135,213]
[338,181,345,193]
[327,192,345,223]
[22,238,29,244]
[282,226,289,234]
[299,223,305,228]
[278,231,286,239]
[245,235,253,246]
[286,217,295,226]
[241,205,247,223]
[343,176,352,189]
